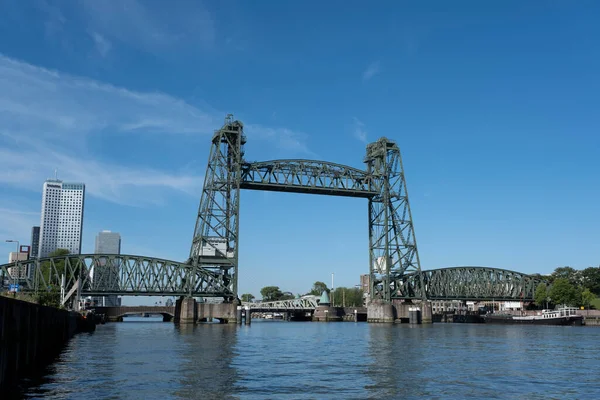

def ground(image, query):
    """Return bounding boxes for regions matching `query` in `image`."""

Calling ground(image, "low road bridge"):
[91,306,175,322]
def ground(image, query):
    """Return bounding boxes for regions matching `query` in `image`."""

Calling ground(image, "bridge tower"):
[365,138,424,302]
[189,115,245,301]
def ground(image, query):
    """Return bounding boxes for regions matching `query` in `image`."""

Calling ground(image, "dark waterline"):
[19,318,600,399]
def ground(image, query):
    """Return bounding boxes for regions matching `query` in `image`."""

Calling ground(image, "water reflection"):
[366,325,431,398]
[174,324,239,400]
[18,320,600,399]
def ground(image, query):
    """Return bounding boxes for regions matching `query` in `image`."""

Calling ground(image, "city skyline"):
[1,2,599,299]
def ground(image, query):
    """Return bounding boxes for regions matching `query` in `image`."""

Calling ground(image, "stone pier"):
[367,300,396,323]
[174,297,239,324]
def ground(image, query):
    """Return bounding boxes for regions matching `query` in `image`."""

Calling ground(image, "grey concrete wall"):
[0,296,78,394]
[197,302,238,323]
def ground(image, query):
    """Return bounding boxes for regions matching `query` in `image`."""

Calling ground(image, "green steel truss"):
[0,116,427,301]
[186,115,424,301]
[189,115,245,301]
[365,138,424,301]
[0,254,230,297]
[240,160,377,197]
[395,267,544,301]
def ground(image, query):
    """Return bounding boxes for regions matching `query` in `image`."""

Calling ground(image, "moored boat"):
[483,307,584,325]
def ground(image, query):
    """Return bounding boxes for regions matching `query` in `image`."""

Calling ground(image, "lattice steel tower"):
[190,116,424,303]
[189,115,245,301]
[365,138,424,301]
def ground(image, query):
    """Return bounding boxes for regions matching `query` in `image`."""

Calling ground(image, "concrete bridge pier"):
[367,300,396,323]
[175,297,197,324]
[421,301,433,324]
[244,307,251,325]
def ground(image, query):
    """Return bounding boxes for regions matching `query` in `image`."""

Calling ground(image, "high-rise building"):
[95,231,121,254]
[93,231,121,307]
[38,180,85,257]
[30,226,40,259]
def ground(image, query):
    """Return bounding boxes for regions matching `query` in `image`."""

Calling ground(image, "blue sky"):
[1,1,599,303]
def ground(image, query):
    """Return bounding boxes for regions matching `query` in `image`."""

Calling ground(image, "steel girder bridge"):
[0,115,544,302]
[0,254,229,297]
[188,114,423,302]
[397,267,544,301]
[242,297,319,312]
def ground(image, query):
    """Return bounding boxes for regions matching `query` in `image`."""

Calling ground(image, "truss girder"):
[0,254,233,297]
[240,160,378,197]
[394,267,544,301]
[244,297,319,311]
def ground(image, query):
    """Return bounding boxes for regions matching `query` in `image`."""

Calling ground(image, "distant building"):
[30,226,40,259]
[38,179,85,257]
[7,250,29,279]
[93,231,121,307]
[95,231,121,254]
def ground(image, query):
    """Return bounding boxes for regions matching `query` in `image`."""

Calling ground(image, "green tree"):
[331,287,364,307]
[580,288,595,309]
[36,286,61,307]
[241,293,255,302]
[580,267,600,296]
[309,281,329,296]
[280,292,295,300]
[551,266,580,286]
[548,278,579,306]
[534,283,549,308]
[260,286,283,302]
[39,248,71,285]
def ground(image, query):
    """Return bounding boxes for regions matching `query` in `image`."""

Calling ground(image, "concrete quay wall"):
[174,298,239,323]
[0,296,79,394]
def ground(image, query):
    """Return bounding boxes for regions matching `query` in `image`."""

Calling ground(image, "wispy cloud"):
[246,124,315,157]
[89,31,112,57]
[0,54,218,141]
[0,54,312,206]
[352,118,368,143]
[363,61,381,81]
[77,0,216,55]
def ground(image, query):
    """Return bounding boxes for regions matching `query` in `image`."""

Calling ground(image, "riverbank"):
[0,296,84,394]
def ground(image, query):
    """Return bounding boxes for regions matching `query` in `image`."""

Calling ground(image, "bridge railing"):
[244,297,319,310]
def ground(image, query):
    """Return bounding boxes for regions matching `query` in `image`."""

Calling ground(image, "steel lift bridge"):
[1,115,542,303]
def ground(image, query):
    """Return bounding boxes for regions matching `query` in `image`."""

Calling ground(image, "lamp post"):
[331,272,335,307]
[5,240,19,292]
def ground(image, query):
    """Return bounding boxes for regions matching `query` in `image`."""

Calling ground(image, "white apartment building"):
[38,180,85,258]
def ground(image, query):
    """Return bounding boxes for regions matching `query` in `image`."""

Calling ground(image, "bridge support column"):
[367,300,395,323]
[421,301,433,324]
[244,307,251,325]
[236,306,243,325]
[176,297,197,324]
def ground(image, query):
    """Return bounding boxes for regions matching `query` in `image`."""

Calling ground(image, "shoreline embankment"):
[0,296,86,394]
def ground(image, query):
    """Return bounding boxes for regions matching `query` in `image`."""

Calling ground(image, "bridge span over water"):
[0,116,544,310]
[0,254,543,302]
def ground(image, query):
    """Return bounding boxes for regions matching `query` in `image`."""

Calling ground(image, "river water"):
[18,318,600,399]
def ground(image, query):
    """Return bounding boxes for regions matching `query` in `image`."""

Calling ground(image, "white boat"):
[484,307,584,325]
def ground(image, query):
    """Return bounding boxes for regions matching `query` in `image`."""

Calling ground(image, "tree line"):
[533,266,600,309]
[241,281,364,307]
